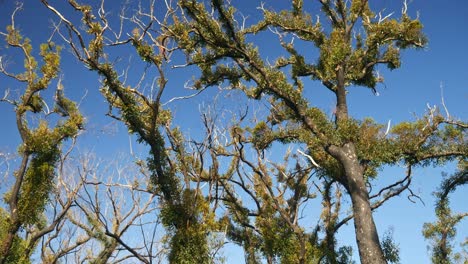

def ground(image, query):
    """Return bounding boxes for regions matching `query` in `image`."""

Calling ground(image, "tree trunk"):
[0,155,29,264]
[0,226,19,264]
[332,143,387,264]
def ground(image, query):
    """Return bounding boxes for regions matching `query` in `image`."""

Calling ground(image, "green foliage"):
[19,123,59,225]
[257,215,312,263]
[167,225,210,264]
[335,246,356,264]
[39,43,61,79]
[259,8,324,45]
[318,28,351,81]
[423,165,468,264]
[381,229,400,263]
[1,23,83,262]
[0,209,30,264]
[132,37,162,64]
[161,189,226,263]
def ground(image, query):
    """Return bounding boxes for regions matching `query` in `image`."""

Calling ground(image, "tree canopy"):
[0,1,466,263]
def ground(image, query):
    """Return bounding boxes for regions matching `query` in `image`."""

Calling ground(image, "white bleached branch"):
[297,149,321,168]
[384,119,391,136]
[440,82,450,119]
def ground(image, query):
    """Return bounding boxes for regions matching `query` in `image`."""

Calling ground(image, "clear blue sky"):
[0,1,466,263]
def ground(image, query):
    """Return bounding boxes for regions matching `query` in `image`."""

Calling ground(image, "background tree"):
[168,0,467,263]
[40,0,228,262]
[40,153,167,264]
[0,4,84,263]
[423,162,468,264]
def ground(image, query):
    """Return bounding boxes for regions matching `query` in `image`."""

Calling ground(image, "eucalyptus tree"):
[168,0,468,263]
[423,163,468,264]
[40,0,227,262]
[0,4,84,263]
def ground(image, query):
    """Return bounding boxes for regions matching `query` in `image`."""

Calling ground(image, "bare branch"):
[297,149,321,168]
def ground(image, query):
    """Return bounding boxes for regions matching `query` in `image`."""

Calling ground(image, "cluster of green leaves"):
[380,229,400,263]
[0,25,83,263]
[257,215,310,263]
[423,164,468,264]
[161,189,225,263]
[0,209,30,264]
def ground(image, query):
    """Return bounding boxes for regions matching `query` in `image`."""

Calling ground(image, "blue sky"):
[0,1,467,263]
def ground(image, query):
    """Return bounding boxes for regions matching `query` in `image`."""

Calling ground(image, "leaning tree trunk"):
[331,143,387,264]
